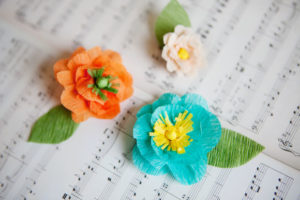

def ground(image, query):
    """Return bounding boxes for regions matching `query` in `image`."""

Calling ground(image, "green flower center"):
[87,68,119,101]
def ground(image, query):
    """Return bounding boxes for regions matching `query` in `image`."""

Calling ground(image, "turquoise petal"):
[150,127,206,164]
[133,93,222,185]
[137,138,167,168]
[150,104,186,127]
[150,104,205,163]
[167,155,208,185]
[185,104,221,154]
[197,112,222,153]
[133,145,168,175]
[133,113,152,140]
[150,104,221,164]
[152,93,180,111]
[136,104,152,118]
[180,93,209,111]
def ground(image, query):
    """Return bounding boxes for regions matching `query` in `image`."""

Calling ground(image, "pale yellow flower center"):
[149,110,193,154]
[178,48,190,60]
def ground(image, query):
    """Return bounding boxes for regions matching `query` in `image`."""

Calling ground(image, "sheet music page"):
[0,0,299,199]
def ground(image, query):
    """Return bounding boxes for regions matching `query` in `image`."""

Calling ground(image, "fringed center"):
[149,110,193,154]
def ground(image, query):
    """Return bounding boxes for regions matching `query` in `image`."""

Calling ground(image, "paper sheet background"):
[0,0,299,199]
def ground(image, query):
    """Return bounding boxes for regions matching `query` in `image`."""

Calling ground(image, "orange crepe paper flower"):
[54,47,133,123]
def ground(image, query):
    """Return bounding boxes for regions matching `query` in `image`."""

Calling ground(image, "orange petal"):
[87,47,102,61]
[104,62,133,87]
[71,47,86,57]
[111,78,132,102]
[103,50,122,63]
[75,65,103,82]
[76,77,106,104]
[67,51,91,71]
[54,59,68,77]
[61,87,90,116]
[97,59,133,102]
[89,101,120,119]
[56,71,74,88]
[119,85,134,101]
[75,66,87,82]
[93,54,111,67]
[72,111,92,123]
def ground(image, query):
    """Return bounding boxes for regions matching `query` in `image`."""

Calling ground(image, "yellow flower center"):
[149,110,193,154]
[178,48,190,60]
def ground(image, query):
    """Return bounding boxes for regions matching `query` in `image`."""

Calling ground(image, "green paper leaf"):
[155,0,191,47]
[104,87,118,94]
[28,105,79,144]
[87,84,94,88]
[87,69,94,77]
[207,128,265,168]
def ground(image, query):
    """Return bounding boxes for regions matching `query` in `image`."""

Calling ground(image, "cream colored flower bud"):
[161,25,205,76]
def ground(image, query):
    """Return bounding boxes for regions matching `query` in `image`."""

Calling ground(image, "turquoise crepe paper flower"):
[132,93,222,185]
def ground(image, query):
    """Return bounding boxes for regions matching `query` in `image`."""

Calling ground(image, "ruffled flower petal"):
[54,59,68,77]
[149,104,207,163]
[56,70,74,88]
[183,104,221,150]
[137,137,167,168]
[54,46,133,122]
[196,110,222,153]
[71,47,86,57]
[152,93,181,112]
[133,146,168,175]
[87,46,102,61]
[132,93,221,185]
[136,104,152,118]
[103,50,122,63]
[89,101,120,119]
[133,113,153,140]
[168,155,207,185]
[150,104,186,127]
[180,93,209,111]
[61,87,89,115]
[76,77,105,105]
[71,111,92,123]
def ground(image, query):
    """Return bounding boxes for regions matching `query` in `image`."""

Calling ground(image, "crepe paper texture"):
[162,25,206,76]
[132,93,222,185]
[155,0,191,47]
[54,46,133,123]
[207,128,265,168]
[28,105,79,144]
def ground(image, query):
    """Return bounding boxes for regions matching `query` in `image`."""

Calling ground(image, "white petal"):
[161,46,169,60]
[163,33,172,45]
[166,60,177,72]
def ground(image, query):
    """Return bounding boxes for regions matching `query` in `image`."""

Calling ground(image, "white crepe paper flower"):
[161,25,205,76]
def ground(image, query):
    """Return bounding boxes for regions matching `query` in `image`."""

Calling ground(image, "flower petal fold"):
[56,70,74,88]
[89,101,120,119]
[133,113,153,140]
[132,93,221,185]
[150,104,186,127]
[54,59,68,77]
[87,47,102,61]
[168,155,207,185]
[103,50,122,63]
[152,93,181,111]
[68,52,91,71]
[133,146,168,175]
[180,93,209,111]
[76,77,105,105]
[61,87,89,114]
[54,46,133,123]
[136,104,152,118]
[137,138,167,168]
